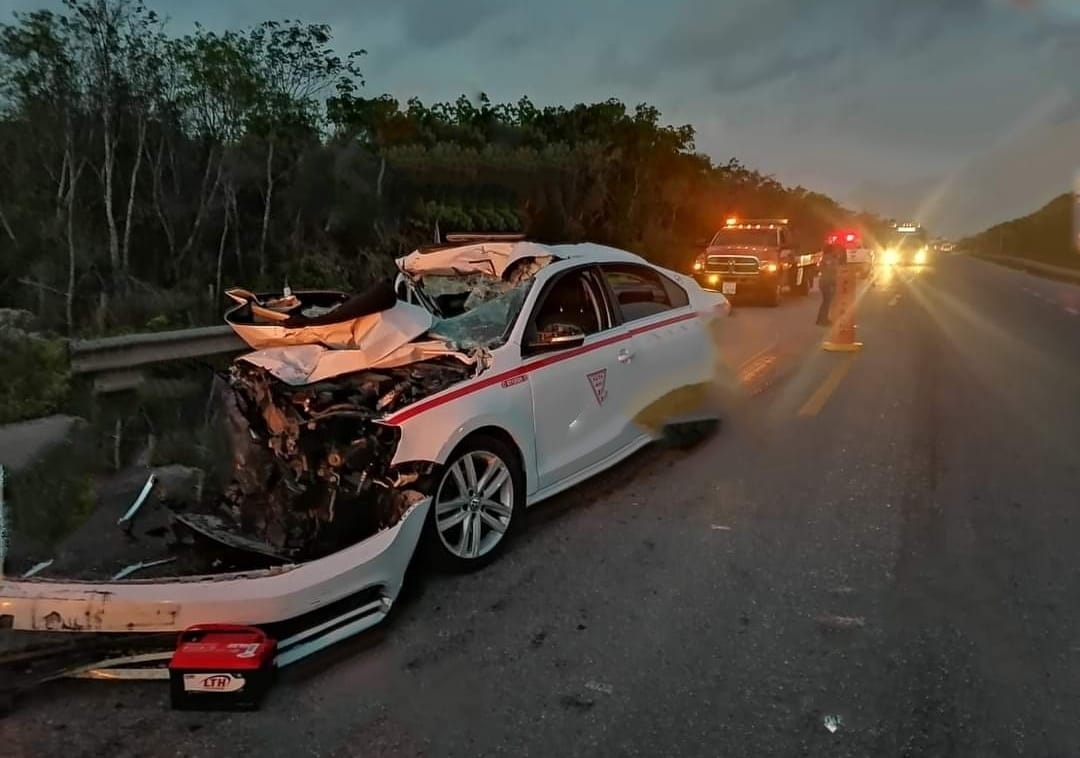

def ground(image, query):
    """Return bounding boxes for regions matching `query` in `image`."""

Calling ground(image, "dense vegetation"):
[961,193,1078,269]
[0,0,893,343]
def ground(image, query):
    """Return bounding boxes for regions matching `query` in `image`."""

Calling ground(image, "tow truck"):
[827,229,874,278]
[880,223,931,267]
[691,218,820,306]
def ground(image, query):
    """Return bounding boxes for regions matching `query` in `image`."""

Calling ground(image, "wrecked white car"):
[0,239,729,667]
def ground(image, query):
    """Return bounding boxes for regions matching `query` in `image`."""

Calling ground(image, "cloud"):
[2,0,1077,229]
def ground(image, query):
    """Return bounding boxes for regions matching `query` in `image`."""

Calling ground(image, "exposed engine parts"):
[191,356,475,560]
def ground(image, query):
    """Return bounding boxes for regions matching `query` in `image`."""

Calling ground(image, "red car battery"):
[168,624,277,711]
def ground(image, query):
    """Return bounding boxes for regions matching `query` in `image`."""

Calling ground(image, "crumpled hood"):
[240,340,479,386]
[224,290,477,386]
[229,297,435,354]
[396,241,557,279]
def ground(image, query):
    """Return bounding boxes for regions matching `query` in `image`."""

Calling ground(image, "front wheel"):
[422,434,525,573]
[763,281,781,307]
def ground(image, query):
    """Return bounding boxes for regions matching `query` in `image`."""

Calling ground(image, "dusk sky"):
[3,0,1079,235]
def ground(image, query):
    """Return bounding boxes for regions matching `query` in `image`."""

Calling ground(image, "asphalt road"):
[5,256,1080,757]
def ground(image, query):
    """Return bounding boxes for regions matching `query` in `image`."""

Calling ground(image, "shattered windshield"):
[428,279,532,348]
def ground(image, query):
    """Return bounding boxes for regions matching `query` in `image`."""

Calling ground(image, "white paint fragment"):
[710,524,732,531]
[584,680,614,695]
[824,714,843,733]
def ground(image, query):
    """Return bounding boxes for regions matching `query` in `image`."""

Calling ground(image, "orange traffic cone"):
[823,265,863,352]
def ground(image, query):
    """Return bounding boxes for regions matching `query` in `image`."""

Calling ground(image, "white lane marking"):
[888,294,901,307]
[1066,307,1079,316]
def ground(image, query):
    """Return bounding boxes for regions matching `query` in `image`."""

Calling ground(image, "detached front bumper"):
[0,499,430,635]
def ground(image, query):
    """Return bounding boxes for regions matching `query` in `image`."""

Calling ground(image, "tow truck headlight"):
[883,248,899,266]
[693,255,705,272]
[914,248,927,265]
[761,261,778,273]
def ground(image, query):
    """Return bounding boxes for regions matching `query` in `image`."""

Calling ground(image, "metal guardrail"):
[980,254,1080,283]
[69,325,246,393]
[59,252,1079,391]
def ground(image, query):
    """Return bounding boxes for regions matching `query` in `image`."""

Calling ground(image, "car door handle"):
[617,349,633,364]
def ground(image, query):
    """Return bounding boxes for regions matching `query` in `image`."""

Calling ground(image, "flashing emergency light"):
[726,217,738,226]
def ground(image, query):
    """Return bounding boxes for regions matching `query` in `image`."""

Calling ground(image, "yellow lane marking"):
[739,354,778,388]
[734,343,778,385]
[797,356,855,417]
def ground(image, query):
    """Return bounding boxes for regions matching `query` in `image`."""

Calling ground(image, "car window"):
[601,264,685,323]
[529,268,606,339]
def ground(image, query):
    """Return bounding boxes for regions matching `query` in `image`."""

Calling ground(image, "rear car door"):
[598,263,709,436]
[524,266,637,491]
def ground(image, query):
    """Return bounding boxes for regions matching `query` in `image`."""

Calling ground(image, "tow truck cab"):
[881,223,931,267]
[691,218,818,307]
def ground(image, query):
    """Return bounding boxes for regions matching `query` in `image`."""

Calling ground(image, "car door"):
[598,263,708,435]
[523,265,636,491]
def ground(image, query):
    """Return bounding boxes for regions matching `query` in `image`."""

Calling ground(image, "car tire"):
[422,433,525,573]
[661,418,720,449]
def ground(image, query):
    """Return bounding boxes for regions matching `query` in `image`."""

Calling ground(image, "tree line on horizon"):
[0,0,897,341]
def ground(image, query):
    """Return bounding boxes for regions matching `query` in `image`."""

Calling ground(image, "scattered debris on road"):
[584,680,614,695]
[815,614,866,631]
[823,714,844,733]
[710,524,732,531]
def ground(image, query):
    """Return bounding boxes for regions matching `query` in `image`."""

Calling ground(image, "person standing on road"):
[816,243,840,326]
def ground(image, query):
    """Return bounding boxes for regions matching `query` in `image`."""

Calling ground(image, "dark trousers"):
[817,280,835,324]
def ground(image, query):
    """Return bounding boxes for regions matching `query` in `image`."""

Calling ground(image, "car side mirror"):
[527,325,587,352]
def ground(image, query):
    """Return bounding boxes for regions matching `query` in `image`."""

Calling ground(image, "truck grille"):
[705,255,759,274]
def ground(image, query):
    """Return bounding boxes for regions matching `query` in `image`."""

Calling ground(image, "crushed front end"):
[207,353,475,561]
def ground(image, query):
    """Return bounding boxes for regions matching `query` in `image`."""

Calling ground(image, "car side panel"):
[384,348,540,495]
[621,308,714,432]
[527,326,636,491]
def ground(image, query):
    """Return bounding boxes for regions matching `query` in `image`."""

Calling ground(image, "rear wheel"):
[795,268,811,296]
[423,434,525,573]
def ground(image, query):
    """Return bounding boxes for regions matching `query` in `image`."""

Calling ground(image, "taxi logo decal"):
[587,369,608,406]
[502,375,527,388]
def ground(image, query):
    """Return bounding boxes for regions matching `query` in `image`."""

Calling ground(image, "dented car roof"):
[396,240,649,279]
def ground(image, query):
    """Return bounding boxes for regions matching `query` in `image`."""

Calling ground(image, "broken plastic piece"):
[0,465,7,577]
[21,559,53,578]
[117,472,157,530]
[823,714,843,733]
[112,557,177,580]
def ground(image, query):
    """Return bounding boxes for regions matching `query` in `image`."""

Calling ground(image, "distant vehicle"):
[691,218,820,306]
[0,239,731,660]
[827,229,874,278]
[881,223,931,266]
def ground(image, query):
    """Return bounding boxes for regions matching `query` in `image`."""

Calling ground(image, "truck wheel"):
[763,282,781,307]
[795,271,811,296]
